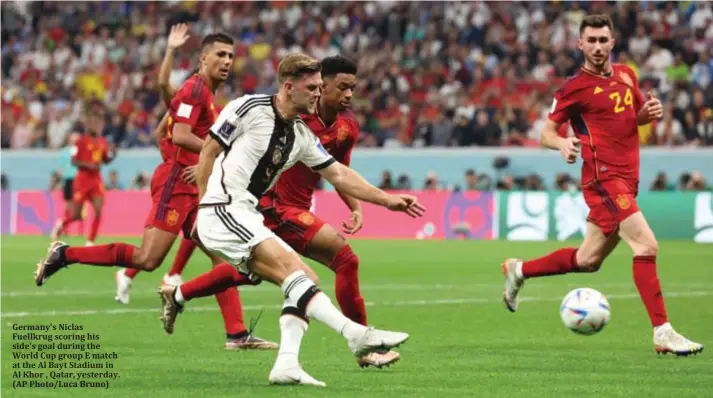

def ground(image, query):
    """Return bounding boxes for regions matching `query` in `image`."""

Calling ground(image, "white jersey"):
[202,94,335,206]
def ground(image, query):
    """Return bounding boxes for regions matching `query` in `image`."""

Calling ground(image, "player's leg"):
[503,220,620,312]
[164,237,196,283]
[51,179,77,240]
[618,211,704,356]
[87,193,104,245]
[306,222,401,368]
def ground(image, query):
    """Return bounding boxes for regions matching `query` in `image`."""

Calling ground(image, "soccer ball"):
[560,288,611,335]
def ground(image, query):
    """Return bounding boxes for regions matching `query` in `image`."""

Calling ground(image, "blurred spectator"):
[464,169,478,191]
[655,103,685,146]
[106,170,124,191]
[685,171,710,191]
[48,171,62,191]
[650,172,675,191]
[132,172,149,190]
[1,173,8,190]
[396,174,412,190]
[378,170,394,190]
[423,171,441,191]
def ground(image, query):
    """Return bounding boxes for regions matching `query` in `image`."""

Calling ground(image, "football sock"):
[180,263,256,300]
[59,211,75,234]
[281,270,367,341]
[215,288,246,335]
[65,243,135,267]
[276,311,308,365]
[124,268,140,279]
[330,245,367,325]
[521,248,579,278]
[633,255,668,327]
[168,238,195,276]
[88,211,102,242]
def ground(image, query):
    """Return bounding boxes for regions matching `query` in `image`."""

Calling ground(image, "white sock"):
[275,315,307,367]
[281,270,367,341]
[306,292,367,340]
[174,286,186,304]
[515,261,524,279]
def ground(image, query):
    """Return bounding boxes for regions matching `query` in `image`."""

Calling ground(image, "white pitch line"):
[2,291,710,319]
[3,282,710,298]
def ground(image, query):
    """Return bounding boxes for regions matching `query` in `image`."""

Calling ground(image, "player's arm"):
[170,87,207,153]
[333,139,363,232]
[196,137,223,200]
[70,143,98,171]
[158,24,190,107]
[544,89,581,164]
[300,136,423,216]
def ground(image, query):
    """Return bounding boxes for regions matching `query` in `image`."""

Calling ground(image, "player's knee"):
[133,250,162,271]
[576,252,604,273]
[633,239,658,257]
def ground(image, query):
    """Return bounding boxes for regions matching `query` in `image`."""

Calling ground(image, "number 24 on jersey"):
[609,88,633,114]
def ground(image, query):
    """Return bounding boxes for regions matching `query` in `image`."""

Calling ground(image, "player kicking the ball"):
[159,53,425,386]
[502,14,703,357]
[259,55,399,368]
[35,30,276,351]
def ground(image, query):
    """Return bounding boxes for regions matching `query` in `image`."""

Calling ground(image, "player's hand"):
[642,91,664,122]
[559,136,581,164]
[385,194,426,218]
[342,210,363,235]
[167,23,190,50]
[181,165,198,185]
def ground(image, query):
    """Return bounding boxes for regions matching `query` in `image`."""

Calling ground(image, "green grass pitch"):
[2,236,712,397]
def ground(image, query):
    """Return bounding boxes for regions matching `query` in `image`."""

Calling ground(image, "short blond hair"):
[278,53,321,84]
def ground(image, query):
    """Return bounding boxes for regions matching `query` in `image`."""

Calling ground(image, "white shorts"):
[197,201,293,275]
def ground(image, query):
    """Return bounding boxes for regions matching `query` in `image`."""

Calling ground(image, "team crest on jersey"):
[167,209,179,226]
[298,212,315,226]
[337,122,349,143]
[272,148,283,164]
[618,71,634,88]
[615,194,631,210]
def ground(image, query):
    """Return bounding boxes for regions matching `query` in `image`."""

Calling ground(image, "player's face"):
[322,73,357,111]
[85,114,104,135]
[578,27,614,69]
[201,42,234,82]
[289,72,322,114]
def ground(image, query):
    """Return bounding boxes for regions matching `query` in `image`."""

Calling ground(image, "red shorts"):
[259,200,326,254]
[582,179,640,236]
[72,175,104,204]
[144,163,198,237]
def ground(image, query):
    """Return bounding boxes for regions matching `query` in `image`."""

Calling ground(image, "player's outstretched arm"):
[318,162,425,218]
[540,119,580,164]
[158,23,190,107]
[172,123,205,153]
[196,136,222,200]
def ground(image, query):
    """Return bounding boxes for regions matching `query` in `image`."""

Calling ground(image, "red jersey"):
[159,74,219,167]
[548,64,645,184]
[265,111,360,209]
[72,135,110,179]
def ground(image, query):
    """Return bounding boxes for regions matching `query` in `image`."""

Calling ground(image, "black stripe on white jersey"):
[215,206,253,242]
[246,97,296,199]
[235,96,271,118]
[216,205,254,239]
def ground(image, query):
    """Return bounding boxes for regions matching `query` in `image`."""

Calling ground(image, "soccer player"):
[51,132,84,240]
[158,53,425,386]
[116,24,198,298]
[52,107,115,246]
[502,14,703,356]
[258,55,398,368]
[35,32,277,350]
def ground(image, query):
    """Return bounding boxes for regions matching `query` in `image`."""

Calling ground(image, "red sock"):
[180,263,256,300]
[124,268,141,279]
[60,210,75,234]
[168,238,195,276]
[522,248,579,278]
[88,211,102,242]
[330,245,367,325]
[65,244,136,267]
[215,288,246,336]
[633,256,668,327]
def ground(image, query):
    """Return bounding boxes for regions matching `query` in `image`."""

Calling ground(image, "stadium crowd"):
[2,1,713,152]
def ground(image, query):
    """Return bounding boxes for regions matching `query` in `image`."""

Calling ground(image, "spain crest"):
[336,123,349,143]
[615,194,630,210]
[618,71,634,88]
[298,212,315,226]
[167,209,179,226]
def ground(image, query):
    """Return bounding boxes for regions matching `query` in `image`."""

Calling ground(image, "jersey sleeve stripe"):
[236,98,271,118]
[311,157,336,171]
[570,114,589,135]
[191,77,204,100]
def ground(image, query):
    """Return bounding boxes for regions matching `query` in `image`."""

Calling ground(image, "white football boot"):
[502,258,524,312]
[268,363,326,387]
[114,270,133,305]
[348,327,409,357]
[356,350,401,368]
[654,323,704,356]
